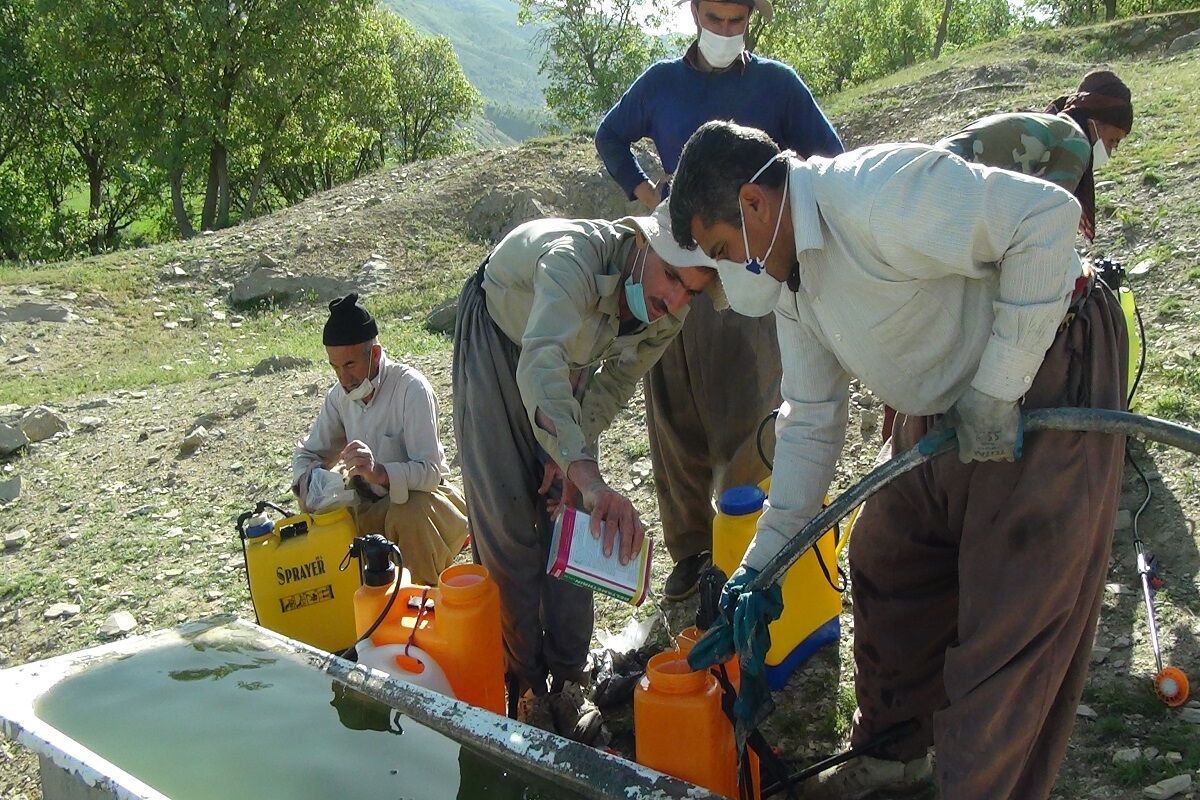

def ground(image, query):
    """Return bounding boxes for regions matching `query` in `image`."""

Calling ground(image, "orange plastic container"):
[634,652,759,799]
[353,563,505,714]
[676,625,741,689]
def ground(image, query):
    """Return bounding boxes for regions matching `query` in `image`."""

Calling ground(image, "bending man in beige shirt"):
[293,294,467,586]
[671,122,1126,800]
[452,203,718,741]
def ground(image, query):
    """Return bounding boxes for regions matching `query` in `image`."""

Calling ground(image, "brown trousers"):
[645,293,782,562]
[848,287,1127,800]
[351,483,469,586]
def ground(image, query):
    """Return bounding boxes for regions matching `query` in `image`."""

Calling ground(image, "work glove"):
[946,386,1023,464]
[687,565,784,750]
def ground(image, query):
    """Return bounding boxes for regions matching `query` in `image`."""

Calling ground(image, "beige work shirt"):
[746,143,1083,571]
[291,355,449,506]
[482,218,687,469]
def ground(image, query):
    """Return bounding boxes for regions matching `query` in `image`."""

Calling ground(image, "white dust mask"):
[345,354,378,402]
[716,153,790,317]
[715,258,782,317]
[346,375,374,402]
[698,27,745,69]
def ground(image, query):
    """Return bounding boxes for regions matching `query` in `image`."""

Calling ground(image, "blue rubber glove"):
[686,566,784,750]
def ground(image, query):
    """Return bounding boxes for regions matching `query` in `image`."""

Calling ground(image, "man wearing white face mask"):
[596,0,843,601]
[292,293,468,586]
[671,121,1127,800]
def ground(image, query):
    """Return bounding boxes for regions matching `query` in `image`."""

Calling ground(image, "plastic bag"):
[307,467,357,513]
[590,612,665,710]
[596,612,661,652]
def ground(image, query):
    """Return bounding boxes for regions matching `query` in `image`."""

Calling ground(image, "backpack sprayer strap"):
[712,663,798,800]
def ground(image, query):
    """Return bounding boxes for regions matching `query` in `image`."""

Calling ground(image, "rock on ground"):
[250,355,310,376]
[229,266,356,307]
[0,476,19,505]
[1142,773,1191,799]
[0,422,28,455]
[0,301,75,323]
[18,406,69,443]
[1167,29,1200,54]
[43,603,81,620]
[425,296,458,335]
[179,426,209,457]
[1113,747,1141,764]
[98,611,138,638]
[3,529,28,550]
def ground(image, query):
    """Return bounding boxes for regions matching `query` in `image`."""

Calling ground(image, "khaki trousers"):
[848,287,1127,800]
[352,483,468,586]
[645,293,782,562]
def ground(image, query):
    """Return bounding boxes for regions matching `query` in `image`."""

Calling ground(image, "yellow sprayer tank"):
[1119,285,1141,395]
[712,482,845,690]
[241,507,361,653]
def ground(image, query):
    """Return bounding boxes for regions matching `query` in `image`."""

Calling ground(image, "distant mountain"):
[382,0,551,143]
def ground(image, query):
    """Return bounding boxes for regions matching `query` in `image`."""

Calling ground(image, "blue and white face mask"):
[624,243,652,324]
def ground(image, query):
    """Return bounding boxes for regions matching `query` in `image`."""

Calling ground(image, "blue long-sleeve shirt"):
[596,51,844,200]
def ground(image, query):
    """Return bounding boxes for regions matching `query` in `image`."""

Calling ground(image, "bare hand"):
[340,440,387,486]
[633,180,660,212]
[580,481,645,566]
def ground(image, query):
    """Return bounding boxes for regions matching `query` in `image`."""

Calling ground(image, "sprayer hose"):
[748,408,1200,592]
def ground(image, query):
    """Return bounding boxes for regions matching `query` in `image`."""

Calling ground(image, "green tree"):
[24,0,162,253]
[233,5,394,216]
[518,0,670,127]
[383,16,482,162]
[760,0,1014,96]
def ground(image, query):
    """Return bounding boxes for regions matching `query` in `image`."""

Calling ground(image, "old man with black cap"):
[452,202,719,742]
[293,293,468,585]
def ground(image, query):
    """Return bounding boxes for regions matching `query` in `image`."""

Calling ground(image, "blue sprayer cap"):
[719,485,767,516]
[245,512,274,539]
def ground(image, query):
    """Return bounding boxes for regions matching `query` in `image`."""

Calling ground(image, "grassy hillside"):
[383,0,551,142]
[3,11,1200,799]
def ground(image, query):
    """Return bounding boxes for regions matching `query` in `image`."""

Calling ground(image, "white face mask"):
[715,154,790,317]
[715,258,782,316]
[344,351,378,401]
[698,27,745,69]
[1089,120,1111,170]
[345,375,374,402]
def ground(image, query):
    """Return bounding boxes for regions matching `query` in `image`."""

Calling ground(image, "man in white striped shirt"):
[670,121,1126,800]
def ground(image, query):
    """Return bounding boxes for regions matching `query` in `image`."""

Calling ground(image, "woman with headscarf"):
[937,69,1134,242]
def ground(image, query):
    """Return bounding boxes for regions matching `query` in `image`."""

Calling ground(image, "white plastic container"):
[355,641,455,700]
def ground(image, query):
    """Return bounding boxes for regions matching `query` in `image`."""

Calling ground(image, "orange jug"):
[355,563,505,714]
[634,652,759,799]
[676,625,740,690]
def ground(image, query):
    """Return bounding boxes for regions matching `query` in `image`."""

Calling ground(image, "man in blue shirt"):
[595,0,843,599]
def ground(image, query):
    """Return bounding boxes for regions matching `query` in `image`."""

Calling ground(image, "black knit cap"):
[322,293,378,346]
